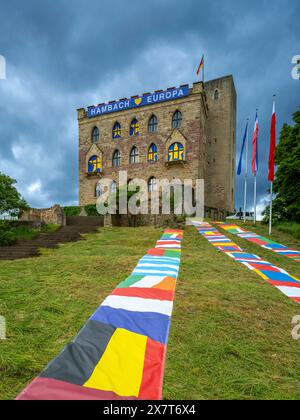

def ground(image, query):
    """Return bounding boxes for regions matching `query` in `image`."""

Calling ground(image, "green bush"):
[84,204,99,216]
[0,229,17,246]
[63,206,81,217]
[0,222,39,246]
[0,222,60,246]
[41,224,60,233]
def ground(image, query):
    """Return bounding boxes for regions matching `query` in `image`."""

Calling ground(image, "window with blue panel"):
[88,155,101,173]
[130,118,139,136]
[148,143,158,162]
[112,122,121,139]
[168,143,184,162]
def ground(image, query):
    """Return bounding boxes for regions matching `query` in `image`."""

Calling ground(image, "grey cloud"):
[0,0,299,209]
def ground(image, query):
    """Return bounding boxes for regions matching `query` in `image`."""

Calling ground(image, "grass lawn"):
[0,225,300,400]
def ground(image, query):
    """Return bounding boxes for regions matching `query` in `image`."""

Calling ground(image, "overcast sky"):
[0,0,299,215]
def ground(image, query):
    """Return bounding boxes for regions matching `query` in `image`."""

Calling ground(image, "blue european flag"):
[237,121,248,176]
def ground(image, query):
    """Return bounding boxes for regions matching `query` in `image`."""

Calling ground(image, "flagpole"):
[254,171,257,225]
[252,108,259,226]
[202,55,205,83]
[269,182,273,235]
[243,118,249,223]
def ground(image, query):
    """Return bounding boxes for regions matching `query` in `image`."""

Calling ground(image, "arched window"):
[96,182,104,197]
[112,149,121,167]
[91,127,100,143]
[130,146,139,164]
[148,115,158,133]
[172,110,182,129]
[88,155,101,173]
[168,143,184,162]
[214,89,219,101]
[130,118,140,136]
[148,177,157,192]
[112,122,121,139]
[110,181,117,193]
[148,143,158,162]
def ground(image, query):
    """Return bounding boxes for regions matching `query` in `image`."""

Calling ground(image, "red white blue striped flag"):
[268,100,276,182]
[252,111,259,174]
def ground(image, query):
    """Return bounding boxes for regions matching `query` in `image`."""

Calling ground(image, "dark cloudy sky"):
[0,0,299,215]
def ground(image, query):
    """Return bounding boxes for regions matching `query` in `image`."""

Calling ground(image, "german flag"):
[196,54,204,76]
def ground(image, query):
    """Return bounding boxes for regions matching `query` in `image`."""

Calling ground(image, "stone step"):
[0,223,102,261]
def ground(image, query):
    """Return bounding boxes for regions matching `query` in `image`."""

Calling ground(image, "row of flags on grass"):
[17,230,184,400]
[236,97,277,234]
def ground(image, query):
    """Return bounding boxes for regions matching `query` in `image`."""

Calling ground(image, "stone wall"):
[20,205,66,226]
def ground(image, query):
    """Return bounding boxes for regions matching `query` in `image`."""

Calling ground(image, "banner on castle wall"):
[87,85,190,118]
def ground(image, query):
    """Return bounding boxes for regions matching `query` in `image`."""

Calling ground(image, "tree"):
[264,109,300,222]
[0,172,28,217]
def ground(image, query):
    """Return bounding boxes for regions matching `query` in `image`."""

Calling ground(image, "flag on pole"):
[196,55,204,76]
[268,99,276,182]
[252,111,259,175]
[237,121,249,176]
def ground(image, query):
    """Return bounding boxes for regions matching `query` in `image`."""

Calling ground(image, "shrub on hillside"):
[63,206,81,217]
[84,204,99,216]
[0,221,59,246]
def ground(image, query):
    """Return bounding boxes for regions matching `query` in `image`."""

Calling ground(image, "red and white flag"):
[252,111,259,175]
[268,100,276,182]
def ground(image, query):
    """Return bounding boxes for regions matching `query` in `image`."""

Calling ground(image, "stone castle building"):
[77,75,236,217]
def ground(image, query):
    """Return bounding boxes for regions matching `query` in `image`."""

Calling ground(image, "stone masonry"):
[77,76,236,214]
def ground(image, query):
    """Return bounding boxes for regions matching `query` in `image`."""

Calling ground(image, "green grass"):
[164,225,300,400]
[0,225,300,400]
[275,222,300,240]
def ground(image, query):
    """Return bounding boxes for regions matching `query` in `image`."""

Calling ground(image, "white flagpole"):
[243,119,249,223]
[269,95,276,236]
[253,172,257,225]
[253,109,258,226]
[269,182,273,235]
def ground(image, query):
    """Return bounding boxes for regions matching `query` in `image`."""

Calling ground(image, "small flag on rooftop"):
[196,55,205,81]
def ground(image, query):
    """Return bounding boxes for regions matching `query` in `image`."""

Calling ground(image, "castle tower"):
[77,76,236,217]
[204,76,236,213]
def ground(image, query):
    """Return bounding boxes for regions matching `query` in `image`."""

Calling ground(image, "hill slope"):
[0,226,299,400]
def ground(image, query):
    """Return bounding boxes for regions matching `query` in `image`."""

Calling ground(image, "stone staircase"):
[0,217,103,261]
